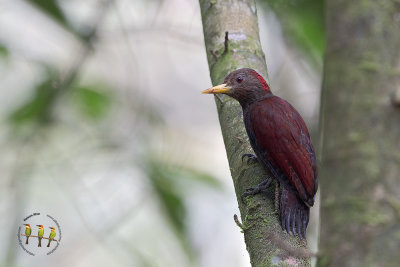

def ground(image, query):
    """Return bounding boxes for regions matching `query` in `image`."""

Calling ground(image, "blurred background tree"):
[0,0,323,266]
[319,1,400,266]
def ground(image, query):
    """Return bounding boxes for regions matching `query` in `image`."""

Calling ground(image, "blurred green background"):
[0,0,323,266]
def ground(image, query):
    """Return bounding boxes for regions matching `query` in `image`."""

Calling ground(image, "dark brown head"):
[202,68,272,107]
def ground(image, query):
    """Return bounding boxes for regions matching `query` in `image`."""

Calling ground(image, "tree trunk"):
[319,1,400,266]
[199,1,311,266]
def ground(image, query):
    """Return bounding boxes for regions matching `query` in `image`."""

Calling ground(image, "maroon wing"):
[250,96,317,206]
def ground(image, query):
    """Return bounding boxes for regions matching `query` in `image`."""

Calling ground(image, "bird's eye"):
[236,77,243,83]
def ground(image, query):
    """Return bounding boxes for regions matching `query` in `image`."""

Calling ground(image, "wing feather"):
[249,97,317,205]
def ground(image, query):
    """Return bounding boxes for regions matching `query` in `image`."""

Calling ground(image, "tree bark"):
[199,1,311,266]
[319,1,400,266]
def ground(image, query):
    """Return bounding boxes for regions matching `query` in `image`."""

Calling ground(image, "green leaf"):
[147,160,187,232]
[28,0,71,30]
[73,86,112,120]
[263,0,325,65]
[145,159,198,260]
[9,75,57,124]
[144,158,220,260]
[0,44,9,58]
[168,166,222,189]
[27,0,88,40]
[148,158,222,189]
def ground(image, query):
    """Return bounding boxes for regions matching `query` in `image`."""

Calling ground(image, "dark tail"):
[25,236,29,245]
[280,187,310,238]
[38,238,42,247]
[47,239,51,247]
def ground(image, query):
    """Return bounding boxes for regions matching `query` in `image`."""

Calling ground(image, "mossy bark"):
[199,1,311,266]
[319,1,400,266]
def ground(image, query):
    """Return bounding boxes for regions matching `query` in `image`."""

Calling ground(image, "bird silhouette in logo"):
[23,224,31,244]
[47,227,56,247]
[36,225,44,247]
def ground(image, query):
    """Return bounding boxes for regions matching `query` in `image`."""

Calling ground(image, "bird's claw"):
[241,153,258,164]
[241,188,258,201]
[241,178,273,201]
[242,187,259,199]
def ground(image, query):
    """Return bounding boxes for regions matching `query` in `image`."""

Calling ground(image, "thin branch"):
[223,31,229,54]
[210,49,219,61]
[21,234,59,243]
[234,214,252,231]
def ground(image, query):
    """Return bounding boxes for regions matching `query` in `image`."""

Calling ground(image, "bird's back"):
[244,95,318,206]
[50,231,56,239]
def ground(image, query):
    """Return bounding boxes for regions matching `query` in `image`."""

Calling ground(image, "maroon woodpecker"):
[202,68,318,238]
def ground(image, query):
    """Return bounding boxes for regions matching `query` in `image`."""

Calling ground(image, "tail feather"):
[25,236,29,245]
[280,187,309,238]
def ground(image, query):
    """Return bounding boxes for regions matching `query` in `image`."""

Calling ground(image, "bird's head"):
[49,227,55,231]
[24,224,31,228]
[36,225,44,229]
[202,68,271,107]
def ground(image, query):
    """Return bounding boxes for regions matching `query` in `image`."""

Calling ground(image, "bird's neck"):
[239,90,273,110]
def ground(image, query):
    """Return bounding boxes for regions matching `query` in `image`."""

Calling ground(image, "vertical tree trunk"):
[199,1,311,266]
[319,1,400,266]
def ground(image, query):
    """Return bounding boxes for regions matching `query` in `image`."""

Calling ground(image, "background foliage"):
[0,0,323,266]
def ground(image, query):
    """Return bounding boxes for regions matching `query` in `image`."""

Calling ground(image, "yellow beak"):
[202,83,232,94]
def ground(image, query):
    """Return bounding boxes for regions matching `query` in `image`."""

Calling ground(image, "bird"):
[202,68,318,238]
[37,225,44,247]
[47,227,56,247]
[23,224,31,245]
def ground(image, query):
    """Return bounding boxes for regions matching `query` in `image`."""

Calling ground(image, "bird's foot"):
[242,178,273,199]
[241,153,258,164]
